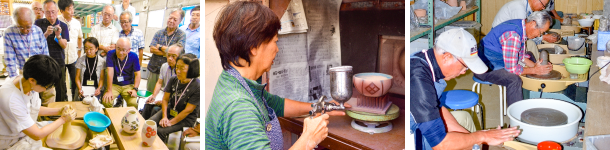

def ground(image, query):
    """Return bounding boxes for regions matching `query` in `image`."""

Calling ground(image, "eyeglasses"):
[457,58,469,71]
[538,0,547,9]
[44,10,57,15]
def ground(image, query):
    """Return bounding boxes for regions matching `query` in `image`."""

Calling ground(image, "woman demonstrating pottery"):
[205,2,349,150]
[148,53,200,143]
[0,55,77,149]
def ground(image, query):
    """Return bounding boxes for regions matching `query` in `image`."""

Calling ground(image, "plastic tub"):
[84,112,111,132]
[507,99,583,144]
[578,19,595,27]
[445,21,482,43]
[586,134,610,150]
[563,57,592,74]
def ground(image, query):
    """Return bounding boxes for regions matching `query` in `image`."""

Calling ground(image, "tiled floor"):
[445,70,510,130]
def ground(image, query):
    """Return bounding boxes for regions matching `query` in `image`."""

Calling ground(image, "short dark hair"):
[177,53,199,78]
[191,6,200,14]
[23,55,60,88]
[213,1,280,70]
[58,0,73,12]
[83,37,100,49]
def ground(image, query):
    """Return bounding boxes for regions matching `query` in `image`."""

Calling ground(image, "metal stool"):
[440,90,484,130]
[472,76,506,127]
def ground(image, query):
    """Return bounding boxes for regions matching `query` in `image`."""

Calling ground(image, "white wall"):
[204,0,227,114]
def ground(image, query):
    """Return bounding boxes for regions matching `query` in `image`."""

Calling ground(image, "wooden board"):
[104,107,167,150]
[48,102,90,119]
[42,120,114,150]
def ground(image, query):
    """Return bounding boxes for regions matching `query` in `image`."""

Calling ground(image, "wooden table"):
[104,107,168,150]
[49,101,90,119]
[585,48,610,149]
[279,110,405,150]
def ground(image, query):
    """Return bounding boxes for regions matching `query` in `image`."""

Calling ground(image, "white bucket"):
[507,99,583,144]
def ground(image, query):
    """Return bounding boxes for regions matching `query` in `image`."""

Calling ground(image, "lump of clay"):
[83,96,94,105]
[89,135,113,149]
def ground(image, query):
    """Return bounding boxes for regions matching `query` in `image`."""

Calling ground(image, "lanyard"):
[422,49,436,81]
[86,56,98,80]
[19,32,32,58]
[165,30,176,46]
[173,79,193,110]
[116,54,129,77]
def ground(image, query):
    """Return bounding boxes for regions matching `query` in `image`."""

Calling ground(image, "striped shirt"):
[499,31,530,75]
[2,25,49,77]
[148,28,186,74]
[206,70,285,150]
[119,27,145,56]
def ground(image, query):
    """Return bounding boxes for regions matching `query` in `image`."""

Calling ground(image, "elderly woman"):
[149,53,200,143]
[205,2,348,150]
[75,37,106,100]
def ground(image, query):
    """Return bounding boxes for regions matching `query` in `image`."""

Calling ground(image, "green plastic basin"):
[137,90,153,98]
[563,57,592,74]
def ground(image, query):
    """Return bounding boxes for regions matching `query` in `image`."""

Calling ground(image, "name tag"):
[170,109,178,117]
[86,80,94,86]
[25,57,29,62]
[117,76,124,82]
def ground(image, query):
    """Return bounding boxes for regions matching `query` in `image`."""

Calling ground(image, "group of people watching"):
[0,0,201,148]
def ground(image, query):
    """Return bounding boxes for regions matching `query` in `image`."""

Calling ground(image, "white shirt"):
[114,4,136,31]
[158,63,175,91]
[58,15,84,64]
[543,0,555,12]
[492,0,533,28]
[0,79,41,149]
[90,23,119,49]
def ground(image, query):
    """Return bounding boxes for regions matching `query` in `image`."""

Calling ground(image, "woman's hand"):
[302,114,329,149]
[146,95,156,104]
[326,100,351,116]
[183,127,199,137]
[160,117,171,127]
[60,106,76,123]
[79,90,84,98]
[94,88,101,96]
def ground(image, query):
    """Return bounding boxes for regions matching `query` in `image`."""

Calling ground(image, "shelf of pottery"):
[0,0,11,28]
[410,0,481,48]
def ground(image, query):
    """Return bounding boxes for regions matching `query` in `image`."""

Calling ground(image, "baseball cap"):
[435,28,488,74]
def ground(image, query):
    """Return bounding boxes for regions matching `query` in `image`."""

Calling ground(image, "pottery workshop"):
[410,0,610,149]
[204,0,406,149]
[0,0,201,149]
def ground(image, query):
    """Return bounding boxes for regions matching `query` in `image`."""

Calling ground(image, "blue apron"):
[409,49,447,150]
[227,67,283,150]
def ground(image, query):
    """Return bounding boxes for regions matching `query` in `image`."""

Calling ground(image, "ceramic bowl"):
[353,73,393,97]
[84,112,111,132]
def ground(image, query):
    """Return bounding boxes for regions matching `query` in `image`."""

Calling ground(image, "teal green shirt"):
[206,70,285,150]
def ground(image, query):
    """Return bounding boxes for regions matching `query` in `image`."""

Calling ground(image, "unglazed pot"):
[121,110,139,134]
[353,73,393,97]
[142,120,157,147]
[447,0,458,7]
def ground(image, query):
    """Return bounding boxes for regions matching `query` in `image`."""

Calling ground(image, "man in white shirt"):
[118,11,145,65]
[91,5,119,58]
[58,0,83,100]
[113,0,136,31]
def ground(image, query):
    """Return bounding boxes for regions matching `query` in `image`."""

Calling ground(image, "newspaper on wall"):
[269,0,342,103]
[278,0,308,34]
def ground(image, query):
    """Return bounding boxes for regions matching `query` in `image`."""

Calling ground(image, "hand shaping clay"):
[46,105,87,149]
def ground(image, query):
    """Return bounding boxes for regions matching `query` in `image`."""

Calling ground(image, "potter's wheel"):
[520,108,568,126]
[351,120,392,134]
[46,122,87,149]
[526,70,562,80]
[346,104,399,134]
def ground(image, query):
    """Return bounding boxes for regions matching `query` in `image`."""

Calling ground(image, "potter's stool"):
[472,76,506,126]
[440,90,484,130]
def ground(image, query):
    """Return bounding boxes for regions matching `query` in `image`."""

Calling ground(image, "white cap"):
[436,28,488,74]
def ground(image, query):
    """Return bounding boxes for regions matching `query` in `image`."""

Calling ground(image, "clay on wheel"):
[520,108,568,126]
[46,105,87,149]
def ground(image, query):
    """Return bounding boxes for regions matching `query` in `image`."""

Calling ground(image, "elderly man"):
[411,28,521,150]
[35,0,69,103]
[142,43,181,119]
[91,5,119,58]
[58,0,83,100]
[103,38,141,108]
[147,9,186,93]
[118,11,144,65]
[113,0,135,30]
[3,7,49,78]
[476,11,554,108]
[492,0,558,44]
[180,6,200,58]
[31,1,44,20]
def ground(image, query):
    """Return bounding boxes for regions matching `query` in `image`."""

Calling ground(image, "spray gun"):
[308,96,345,119]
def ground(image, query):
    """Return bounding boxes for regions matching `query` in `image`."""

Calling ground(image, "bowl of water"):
[84,111,111,132]
[563,57,592,74]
